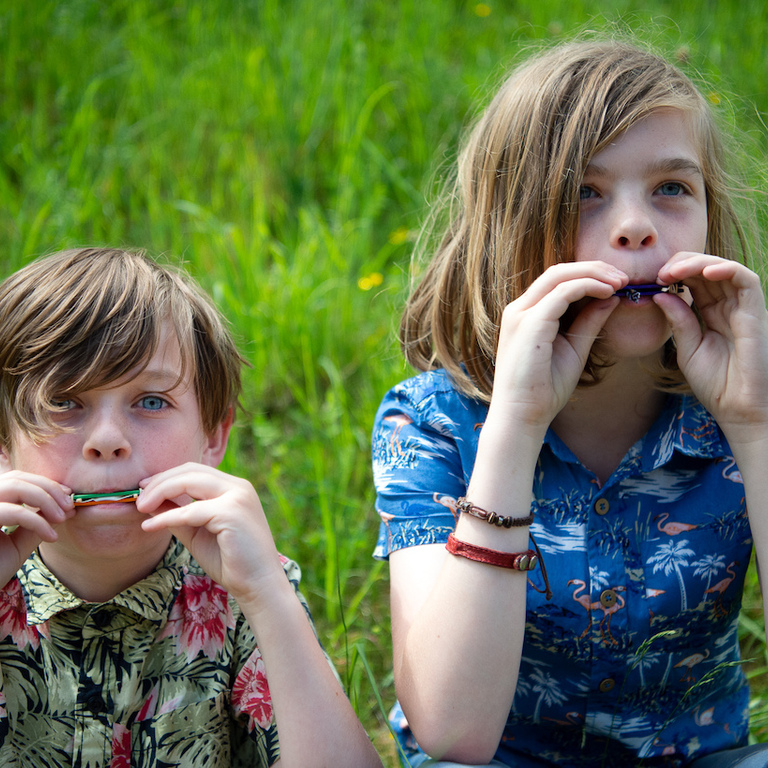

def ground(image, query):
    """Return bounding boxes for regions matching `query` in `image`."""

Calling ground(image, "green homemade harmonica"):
[71,489,141,506]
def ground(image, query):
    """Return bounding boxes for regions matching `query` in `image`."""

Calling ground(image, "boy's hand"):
[0,471,74,586]
[137,463,284,604]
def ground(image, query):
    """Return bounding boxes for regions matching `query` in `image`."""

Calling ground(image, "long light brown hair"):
[402,39,750,401]
[0,248,244,445]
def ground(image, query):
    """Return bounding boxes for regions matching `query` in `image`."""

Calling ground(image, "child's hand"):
[489,260,625,432]
[656,252,768,444]
[0,471,74,586]
[137,464,283,604]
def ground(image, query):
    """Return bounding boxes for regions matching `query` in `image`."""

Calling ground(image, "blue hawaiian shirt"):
[372,370,752,768]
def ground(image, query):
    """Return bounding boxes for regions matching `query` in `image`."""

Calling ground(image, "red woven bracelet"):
[446,533,538,571]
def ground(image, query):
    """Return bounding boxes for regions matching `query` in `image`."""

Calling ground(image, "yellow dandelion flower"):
[358,273,383,291]
[474,3,491,17]
[388,227,410,245]
[707,92,721,106]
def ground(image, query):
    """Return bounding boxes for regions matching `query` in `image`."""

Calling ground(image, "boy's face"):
[0,322,230,567]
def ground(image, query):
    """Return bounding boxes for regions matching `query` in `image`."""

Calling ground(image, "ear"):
[201,407,234,468]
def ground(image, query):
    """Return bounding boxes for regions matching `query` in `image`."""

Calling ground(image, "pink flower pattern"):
[0,579,41,650]
[0,543,292,764]
[232,649,273,731]
[159,572,235,661]
[111,723,130,768]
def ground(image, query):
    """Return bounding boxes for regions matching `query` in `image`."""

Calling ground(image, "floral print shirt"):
[0,538,311,767]
[372,370,752,768]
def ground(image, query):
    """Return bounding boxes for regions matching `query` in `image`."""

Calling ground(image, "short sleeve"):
[371,371,487,559]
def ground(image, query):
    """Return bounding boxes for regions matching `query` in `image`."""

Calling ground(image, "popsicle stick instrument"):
[71,490,141,506]
[613,283,683,303]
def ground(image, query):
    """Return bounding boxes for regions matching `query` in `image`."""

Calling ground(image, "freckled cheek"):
[10,438,76,479]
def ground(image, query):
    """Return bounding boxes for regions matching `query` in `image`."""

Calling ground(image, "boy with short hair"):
[0,248,382,768]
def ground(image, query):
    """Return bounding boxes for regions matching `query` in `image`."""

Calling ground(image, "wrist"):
[719,422,768,459]
[483,400,551,446]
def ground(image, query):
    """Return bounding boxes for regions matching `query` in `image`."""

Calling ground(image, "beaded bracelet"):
[449,497,553,599]
[457,497,534,528]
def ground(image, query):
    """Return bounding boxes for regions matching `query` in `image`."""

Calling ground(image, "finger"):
[660,254,759,292]
[0,504,59,542]
[653,294,704,367]
[137,463,219,512]
[561,297,621,360]
[515,261,627,310]
[4,523,50,552]
[0,474,73,523]
[140,499,216,532]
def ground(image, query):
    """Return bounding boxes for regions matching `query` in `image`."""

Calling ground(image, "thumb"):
[654,295,702,368]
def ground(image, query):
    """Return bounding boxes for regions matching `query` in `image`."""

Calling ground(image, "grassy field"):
[2,1,768,763]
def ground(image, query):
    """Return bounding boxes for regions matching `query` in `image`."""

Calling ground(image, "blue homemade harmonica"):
[614,283,683,303]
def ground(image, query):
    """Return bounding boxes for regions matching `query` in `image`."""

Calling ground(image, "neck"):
[38,534,172,603]
[551,358,666,485]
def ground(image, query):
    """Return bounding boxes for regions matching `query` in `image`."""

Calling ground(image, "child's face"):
[0,322,230,564]
[575,108,708,359]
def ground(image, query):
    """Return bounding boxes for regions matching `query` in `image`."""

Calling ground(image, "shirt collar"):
[543,395,730,473]
[643,394,730,467]
[20,538,191,626]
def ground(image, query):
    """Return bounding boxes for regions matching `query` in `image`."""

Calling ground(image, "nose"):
[82,407,131,460]
[610,197,658,250]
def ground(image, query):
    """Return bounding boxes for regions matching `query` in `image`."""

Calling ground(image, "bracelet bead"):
[457,497,534,528]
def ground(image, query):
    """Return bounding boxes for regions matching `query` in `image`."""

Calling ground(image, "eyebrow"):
[132,368,187,390]
[584,157,704,180]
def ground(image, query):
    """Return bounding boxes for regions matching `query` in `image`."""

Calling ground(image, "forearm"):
[395,550,529,761]
[393,421,542,762]
[238,579,381,768]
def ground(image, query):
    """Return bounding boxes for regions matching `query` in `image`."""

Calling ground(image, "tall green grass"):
[2,1,767,762]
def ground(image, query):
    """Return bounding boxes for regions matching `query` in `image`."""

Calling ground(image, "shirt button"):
[594,498,610,515]
[600,589,618,608]
[87,695,106,714]
[599,678,615,693]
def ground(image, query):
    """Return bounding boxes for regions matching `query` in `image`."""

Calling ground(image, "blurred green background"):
[2,1,767,763]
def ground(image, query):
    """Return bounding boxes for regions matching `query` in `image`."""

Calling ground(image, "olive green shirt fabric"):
[0,539,310,767]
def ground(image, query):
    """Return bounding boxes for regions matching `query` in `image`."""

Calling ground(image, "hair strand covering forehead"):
[400,38,749,402]
[0,248,244,445]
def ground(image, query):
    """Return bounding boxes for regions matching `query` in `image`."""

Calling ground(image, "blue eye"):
[658,182,685,196]
[51,398,75,410]
[139,396,167,411]
[579,186,598,200]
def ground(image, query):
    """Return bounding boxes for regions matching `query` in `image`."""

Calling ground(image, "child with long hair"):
[372,39,768,767]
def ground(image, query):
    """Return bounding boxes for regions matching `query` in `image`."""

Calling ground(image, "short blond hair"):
[402,39,750,401]
[0,248,244,445]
